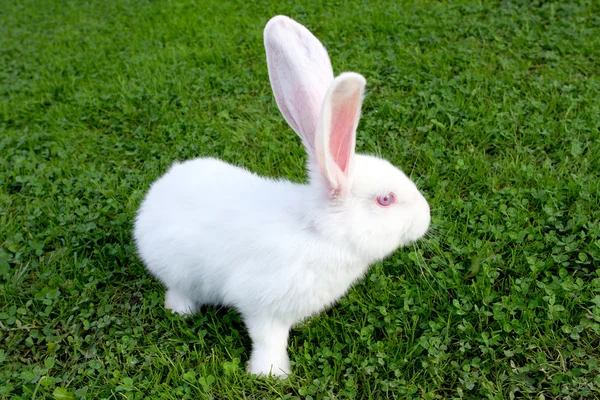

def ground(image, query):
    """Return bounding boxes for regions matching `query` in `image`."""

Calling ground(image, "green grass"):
[1,0,600,398]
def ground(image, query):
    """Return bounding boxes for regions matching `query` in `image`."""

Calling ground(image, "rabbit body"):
[135,157,371,323]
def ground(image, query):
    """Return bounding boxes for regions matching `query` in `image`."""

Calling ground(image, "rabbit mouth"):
[399,210,431,245]
[407,216,431,244]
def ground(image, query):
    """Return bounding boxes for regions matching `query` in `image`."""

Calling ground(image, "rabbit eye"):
[376,193,395,207]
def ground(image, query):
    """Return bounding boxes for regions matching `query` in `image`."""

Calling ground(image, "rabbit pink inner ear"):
[329,89,362,175]
[318,72,366,195]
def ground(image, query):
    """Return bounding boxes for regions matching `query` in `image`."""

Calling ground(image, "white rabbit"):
[133,15,430,377]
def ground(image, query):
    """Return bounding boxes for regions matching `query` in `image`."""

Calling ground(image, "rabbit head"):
[265,16,430,262]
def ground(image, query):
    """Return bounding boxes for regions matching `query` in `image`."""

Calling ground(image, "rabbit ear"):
[264,16,334,155]
[316,72,366,197]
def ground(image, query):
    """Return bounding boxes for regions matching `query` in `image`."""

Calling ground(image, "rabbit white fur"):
[133,15,430,377]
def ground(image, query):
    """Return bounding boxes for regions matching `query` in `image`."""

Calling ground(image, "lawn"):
[1,0,599,398]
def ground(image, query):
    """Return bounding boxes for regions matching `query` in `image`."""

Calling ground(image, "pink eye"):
[376,193,395,207]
